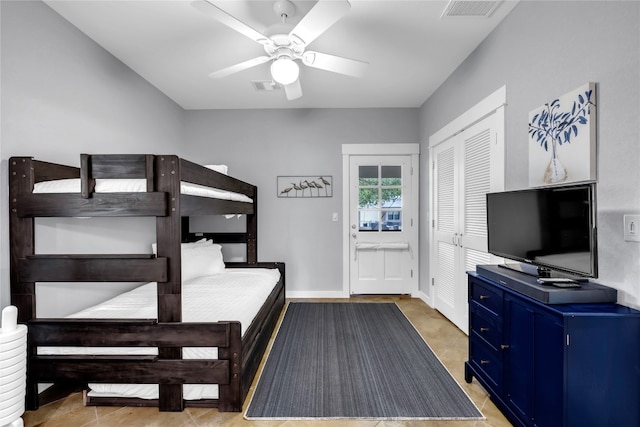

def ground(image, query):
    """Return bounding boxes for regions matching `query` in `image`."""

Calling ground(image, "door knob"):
[352,233,357,238]
[351,224,356,229]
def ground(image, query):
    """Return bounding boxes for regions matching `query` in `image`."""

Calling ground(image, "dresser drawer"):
[470,279,503,316]
[470,302,502,350]
[469,338,502,393]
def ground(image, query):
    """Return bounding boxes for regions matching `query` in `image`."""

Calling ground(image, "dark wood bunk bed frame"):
[8,154,285,412]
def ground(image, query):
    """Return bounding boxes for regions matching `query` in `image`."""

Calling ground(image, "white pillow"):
[151,238,211,255]
[182,238,213,248]
[33,178,148,194]
[95,179,146,192]
[182,243,225,281]
[33,178,81,193]
[204,164,228,175]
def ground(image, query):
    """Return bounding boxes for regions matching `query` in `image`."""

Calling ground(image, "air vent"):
[251,80,282,92]
[441,1,502,18]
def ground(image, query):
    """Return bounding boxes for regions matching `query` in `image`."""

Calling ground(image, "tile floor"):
[21,297,513,427]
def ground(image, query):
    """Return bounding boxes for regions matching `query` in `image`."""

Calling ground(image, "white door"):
[348,155,417,295]
[432,138,460,326]
[432,113,503,333]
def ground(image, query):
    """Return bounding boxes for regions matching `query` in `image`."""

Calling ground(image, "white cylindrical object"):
[1,306,17,333]
[1,306,27,427]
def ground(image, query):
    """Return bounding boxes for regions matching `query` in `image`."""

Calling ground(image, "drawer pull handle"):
[480,360,490,365]
[501,344,510,350]
[479,295,489,300]
[480,327,490,333]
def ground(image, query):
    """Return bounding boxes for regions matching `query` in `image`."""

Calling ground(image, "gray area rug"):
[245,302,484,420]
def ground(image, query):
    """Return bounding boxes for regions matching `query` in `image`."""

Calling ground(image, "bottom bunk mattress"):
[38,267,281,400]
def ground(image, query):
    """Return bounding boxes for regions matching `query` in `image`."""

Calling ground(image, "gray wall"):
[0,0,184,313]
[182,108,419,294]
[419,1,640,308]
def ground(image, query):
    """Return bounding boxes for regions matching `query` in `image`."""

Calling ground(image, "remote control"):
[537,277,575,283]
[551,282,581,288]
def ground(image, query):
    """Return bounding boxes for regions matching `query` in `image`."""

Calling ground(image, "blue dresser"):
[465,266,640,427]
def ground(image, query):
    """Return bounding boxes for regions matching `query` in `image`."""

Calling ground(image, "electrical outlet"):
[624,215,640,242]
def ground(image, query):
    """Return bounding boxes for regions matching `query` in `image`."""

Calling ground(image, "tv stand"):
[466,267,640,427]
[480,265,615,304]
[498,262,585,281]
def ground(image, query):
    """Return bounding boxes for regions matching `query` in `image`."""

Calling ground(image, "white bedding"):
[33,178,253,203]
[38,268,280,400]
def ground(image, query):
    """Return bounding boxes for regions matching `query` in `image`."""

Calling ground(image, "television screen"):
[486,183,597,278]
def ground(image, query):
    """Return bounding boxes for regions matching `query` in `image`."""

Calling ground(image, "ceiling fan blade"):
[191,1,270,46]
[302,51,368,78]
[289,0,351,47]
[208,56,272,79]
[284,79,302,100]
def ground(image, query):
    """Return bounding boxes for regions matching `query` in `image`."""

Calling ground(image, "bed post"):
[8,158,36,322]
[217,321,243,412]
[8,157,39,409]
[247,188,257,264]
[154,155,184,411]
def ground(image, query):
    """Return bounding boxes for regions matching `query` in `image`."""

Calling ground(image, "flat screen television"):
[486,183,597,278]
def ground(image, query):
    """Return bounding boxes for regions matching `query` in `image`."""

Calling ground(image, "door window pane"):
[381,188,402,208]
[359,188,379,209]
[359,211,380,231]
[381,166,402,186]
[382,210,402,231]
[359,166,378,186]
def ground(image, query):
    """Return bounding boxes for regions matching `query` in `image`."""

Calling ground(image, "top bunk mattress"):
[32,178,253,203]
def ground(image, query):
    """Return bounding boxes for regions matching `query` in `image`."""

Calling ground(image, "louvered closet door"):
[432,138,460,329]
[462,117,494,257]
[433,113,499,334]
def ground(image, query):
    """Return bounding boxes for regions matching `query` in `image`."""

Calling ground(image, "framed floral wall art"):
[528,82,597,187]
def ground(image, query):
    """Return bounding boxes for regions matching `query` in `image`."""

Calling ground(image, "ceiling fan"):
[191,0,368,100]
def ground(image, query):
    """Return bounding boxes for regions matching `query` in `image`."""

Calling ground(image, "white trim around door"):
[342,144,420,297]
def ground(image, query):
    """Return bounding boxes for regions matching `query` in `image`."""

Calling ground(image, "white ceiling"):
[44,0,519,110]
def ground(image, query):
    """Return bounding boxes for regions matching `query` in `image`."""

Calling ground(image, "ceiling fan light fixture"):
[193,0,366,100]
[271,57,299,85]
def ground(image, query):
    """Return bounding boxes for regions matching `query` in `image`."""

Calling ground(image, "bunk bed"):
[8,154,286,412]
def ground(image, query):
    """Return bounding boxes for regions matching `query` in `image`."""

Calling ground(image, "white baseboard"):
[416,290,434,307]
[286,290,350,299]
[286,290,435,302]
